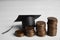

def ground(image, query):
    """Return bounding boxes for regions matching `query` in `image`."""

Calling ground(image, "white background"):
[0,0,60,40]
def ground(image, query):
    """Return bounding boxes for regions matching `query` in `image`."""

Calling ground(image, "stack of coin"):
[24,26,35,37]
[15,30,24,37]
[36,21,46,37]
[47,17,58,36]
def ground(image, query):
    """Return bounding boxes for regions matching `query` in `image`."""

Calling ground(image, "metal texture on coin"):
[36,21,46,37]
[15,30,24,37]
[47,17,58,36]
[24,26,35,37]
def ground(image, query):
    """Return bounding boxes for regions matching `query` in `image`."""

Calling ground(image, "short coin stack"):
[24,26,35,37]
[15,30,24,37]
[36,21,46,37]
[47,17,58,36]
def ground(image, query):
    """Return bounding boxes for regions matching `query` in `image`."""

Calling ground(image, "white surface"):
[0,0,60,40]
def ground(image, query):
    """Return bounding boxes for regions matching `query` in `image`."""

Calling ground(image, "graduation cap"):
[15,15,41,27]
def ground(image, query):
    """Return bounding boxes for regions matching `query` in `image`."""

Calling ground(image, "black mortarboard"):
[15,15,41,27]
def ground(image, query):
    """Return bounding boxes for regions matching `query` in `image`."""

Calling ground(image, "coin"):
[36,21,46,37]
[24,26,35,37]
[47,17,58,36]
[15,30,24,37]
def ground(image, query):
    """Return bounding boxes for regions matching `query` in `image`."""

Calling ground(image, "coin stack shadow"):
[36,21,46,37]
[47,17,58,36]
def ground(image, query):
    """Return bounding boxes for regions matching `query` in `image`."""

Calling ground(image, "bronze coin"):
[25,26,34,30]
[47,17,58,23]
[26,32,35,37]
[37,31,46,37]
[47,17,58,36]
[15,30,24,37]
[47,30,57,36]
[36,21,46,27]
[24,26,35,37]
[36,21,46,37]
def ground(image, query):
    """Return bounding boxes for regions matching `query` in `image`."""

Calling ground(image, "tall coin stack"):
[24,26,35,37]
[36,21,46,37]
[47,17,58,36]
